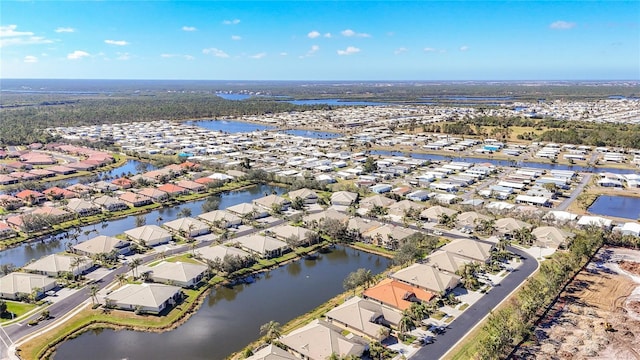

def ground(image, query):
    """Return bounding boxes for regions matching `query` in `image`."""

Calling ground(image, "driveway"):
[556,173,592,211]
[410,246,538,360]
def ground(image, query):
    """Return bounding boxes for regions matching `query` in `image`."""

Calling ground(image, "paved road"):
[411,246,538,360]
[556,173,592,211]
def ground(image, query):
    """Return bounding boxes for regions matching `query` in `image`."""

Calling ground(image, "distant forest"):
[1,80,638,147]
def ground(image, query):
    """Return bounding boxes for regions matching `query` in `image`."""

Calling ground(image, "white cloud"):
[394,47,408,55]
[105,39,129,46]
[222,19,241,25]
[161,53,196,60]
[324,33,332,38]
[24,55,38,63]
[182,26,197,32]
[280,52,288,56]
[459,45,469,51]
[0,25,53,47]
[307,30,321,39]
[67,50,90,60]
[116,52,131,60]
[54,27,75,33]
[341,29,371,38]
[337,46,360,56]
[300,45,320,58]
[231,35,242,41]
[249,52,266,59]
[423,47,437,52]
[550,20,576,30]
[202,47,230,58]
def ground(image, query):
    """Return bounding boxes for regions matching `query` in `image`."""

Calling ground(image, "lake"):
[216,93,252,101]
[0,184,285,267]
[285,98,390,106]
[53,246,391,360]
[186,119,275,133]
[587,195,640,220]
[279,129,342,139]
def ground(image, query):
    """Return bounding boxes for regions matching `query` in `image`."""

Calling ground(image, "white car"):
[432,230,443,236]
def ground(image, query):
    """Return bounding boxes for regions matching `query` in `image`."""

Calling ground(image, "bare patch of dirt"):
[514,247,640,360]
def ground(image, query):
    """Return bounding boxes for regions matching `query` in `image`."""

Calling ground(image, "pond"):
[185,119,275,133]
[216,93,252,101]
[587,195,640,220]
[53,246,391,360]
[0,184,285,267]
[284,98,390,106]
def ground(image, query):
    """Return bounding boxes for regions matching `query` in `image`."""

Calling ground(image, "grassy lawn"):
[350,242,395,257]
[458,303,469,311]
[0,301,38,323]
[431,311,447,320]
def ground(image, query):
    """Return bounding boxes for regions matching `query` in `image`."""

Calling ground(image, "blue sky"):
[1,1,638,80]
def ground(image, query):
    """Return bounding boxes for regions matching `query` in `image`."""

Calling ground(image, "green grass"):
[0,301,38,323]
[350,242,395,257]
[431,311,447,320]
[458,303,469,311]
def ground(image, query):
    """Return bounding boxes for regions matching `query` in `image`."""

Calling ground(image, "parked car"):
[432,230,443,236]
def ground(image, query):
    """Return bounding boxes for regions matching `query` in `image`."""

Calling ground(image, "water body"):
[54,245,390,360]
[285,98,390,106]
[421,96,514,101]
[216,93,252,101]
[280,129,342,139]
[588,195,640,219]
[64,160,158,186]
[186,119,275,133]
[0,184,285,267]
[371,150,640,175]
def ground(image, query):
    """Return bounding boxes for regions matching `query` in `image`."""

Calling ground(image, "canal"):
[52,245,391,360]
[0,184,285,267]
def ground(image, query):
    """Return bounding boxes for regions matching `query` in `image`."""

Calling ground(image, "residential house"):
[532,226,573,248]
[15,189,45,205]
[280,319,367,360]
[362,224,416,248]
[141,261,208,288]
[267,225,317,245]
[288,188,319,204]
[105,283,182,314]
[23,254,92,277]
[456,211,491,229]
[197,210,242,228]
[330,191,358,206]
[363,278,434,312]
[72,235,130,257]
[234,234,289,259]
[253,194,291,212]
[0,195,23,210]
[440,238,494,263]
[195,245,251,264]
[119,192,153,207]
[0,272,57,300]
[163,217,211,238]
[420,206,457,222]
[66,198,102,217]
[494,217,532,237]
[245,344,297,360]
[325,296,400,340]
[390,263,461,294]
[176,179,206,193]
[157,183,189,197]
[0,222,16,239]
[423,250,473,274]
[359,194,396,211]
[93,195,129,212]
[124,225,173,247]
[43,187,77,200]
[227,202,268,220]
[388,200,426,218]
[303,208,349,228]
[111,177,133,189]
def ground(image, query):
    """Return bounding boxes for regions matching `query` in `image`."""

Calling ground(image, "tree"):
[319,218,347,242]
[0,300,7,317]
[259,320,282,343]
[129,258,142,278]
[116,273,127,285]
[0,263,16,276]
[513,227,535,246]
[363,156,378,173]
[201,197,221,213]
[476,219,496,236]
[89,285,99,305]
[178,207,192,218]
[70,256,86,280]
[398,312,415,341]
[134,215,146,227]
[290,196,306,211]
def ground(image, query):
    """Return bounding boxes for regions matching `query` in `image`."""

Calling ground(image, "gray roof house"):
[124,225,172,247]
[105,283,182,314]
[226,202,269,219]
[66,198,102,217]
[23,254,92,277]
[163,217,211,238]
[281,319,367,360]
[267,225,317,245]
[288,188,319,204]
[253,194,291,212]
[197,210,242,228]
[391,263,461,294]
[440,238,494,263]
[141,261,208,288]
[330,191,358,206]
[93,195,129,212]
[325,296,400,340]
[195,245,251,264]
[234,234,289,259]
[0,272,57,300]
[73,235,131,257]
[245,344,297,360]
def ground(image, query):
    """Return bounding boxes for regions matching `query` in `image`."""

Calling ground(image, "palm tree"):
[259,320,282,343]
[89,285,99,305]
[116,273,127,285]
[369,341,386,360]
[189,241,198,256]
[156,215,163,226]
[70,256,86,280]
[397,312,415,341]
[129,258,142,278]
